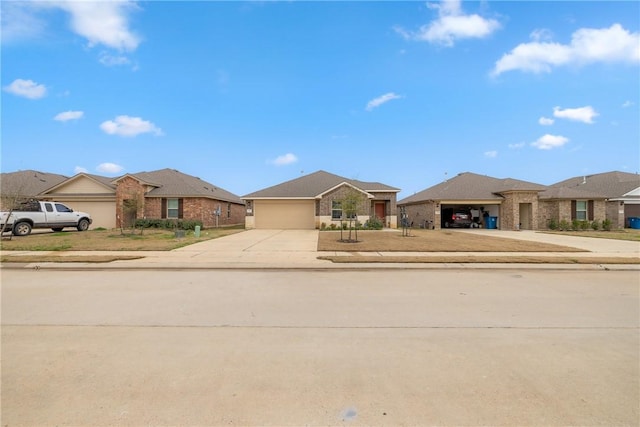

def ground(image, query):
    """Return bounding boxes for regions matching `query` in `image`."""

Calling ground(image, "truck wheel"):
[52,228,64,232]
[77,219,90,231]
[13,222,32,236]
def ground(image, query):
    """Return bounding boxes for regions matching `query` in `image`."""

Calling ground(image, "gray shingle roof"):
[538,187,606,200]
[131,168,244,204]
[243,170,400,199]
[550,171,640,198]
[399,172,547,204]
[0,170,69,197]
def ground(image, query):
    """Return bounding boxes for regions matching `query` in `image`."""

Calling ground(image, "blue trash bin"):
[486,216,497,229]
[629,217,640,229]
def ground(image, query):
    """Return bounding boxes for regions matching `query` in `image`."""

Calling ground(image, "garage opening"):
[441,204,500,229]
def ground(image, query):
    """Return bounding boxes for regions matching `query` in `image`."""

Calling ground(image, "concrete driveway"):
[175,229,319,253]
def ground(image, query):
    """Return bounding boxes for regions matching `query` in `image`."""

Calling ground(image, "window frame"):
[331,201,342,220]
[575,200,587,221]
[167,198,180,219]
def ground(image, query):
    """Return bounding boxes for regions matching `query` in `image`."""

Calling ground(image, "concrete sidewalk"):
[1,229,638,270]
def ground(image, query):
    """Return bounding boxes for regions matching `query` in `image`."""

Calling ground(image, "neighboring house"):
[398,172,548,230]
[1,168,244,229]
[399,170,640,230]
[242,170,400,229]
[0,170,68,208]
[112,169,244,228]
[544,171,640,228]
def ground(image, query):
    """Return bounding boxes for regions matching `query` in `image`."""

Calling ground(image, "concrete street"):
[2,269,638,426]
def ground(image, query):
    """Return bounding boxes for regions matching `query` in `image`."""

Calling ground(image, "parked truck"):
[1,200,92,236]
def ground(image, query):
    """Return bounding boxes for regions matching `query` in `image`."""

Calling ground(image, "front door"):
[375,203,385,221]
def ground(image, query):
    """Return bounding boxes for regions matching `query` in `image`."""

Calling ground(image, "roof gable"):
[243,170,399,199]
[43,173,116,195]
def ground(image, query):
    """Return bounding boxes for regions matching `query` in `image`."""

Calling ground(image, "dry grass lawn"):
[318,229,585,252]
[0,227,243,252]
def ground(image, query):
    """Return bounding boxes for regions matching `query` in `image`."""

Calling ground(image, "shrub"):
[558,219,570,231]
[329,223,337,230]
[320,222,327,230]
[547,218,558,230]
[364,216,384,230]
[134,218,203,231]
[580,220,590,230]
[591,221,599,230]
[602,219,612,231]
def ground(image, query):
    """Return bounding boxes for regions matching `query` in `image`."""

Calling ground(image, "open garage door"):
[254,200,315,229]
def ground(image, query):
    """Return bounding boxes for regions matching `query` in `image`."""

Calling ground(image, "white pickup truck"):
[1,201,93,236]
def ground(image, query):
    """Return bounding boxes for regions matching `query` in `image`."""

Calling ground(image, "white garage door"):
[58,201,116,229]
[254,200,315,229]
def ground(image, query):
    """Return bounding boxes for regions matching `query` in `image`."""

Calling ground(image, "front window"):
[167,198,179,219]
[576,200,587,220]
[227,203,231,219]
[332,201,342,220]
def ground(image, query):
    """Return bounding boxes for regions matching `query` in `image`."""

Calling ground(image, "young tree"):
[1,176,31,240]
[338,188,366,242]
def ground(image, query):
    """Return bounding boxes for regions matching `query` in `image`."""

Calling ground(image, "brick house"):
[243,170,400,229]
[542,171,640,228]
[1,168,244,229]
[397,172,547,230]
[398,171,640,230]
[112,169,245,228]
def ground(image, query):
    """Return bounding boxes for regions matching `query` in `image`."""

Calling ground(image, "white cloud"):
[271,153,298,166]
[3,78,47,99]
[539,117,554,126]
[484,150,498,158]
[96,163,124,174]
[622,100,635,108]
[492,24,640,76]
[0,2,46,43]
[553,106,599,124]
[54,110,84,122]
[396,0,500,47]
[52,1,140,51]
[74,166,88,174]
[531,134,569,150]
[366,92,403,111]
[508,142,526,149]
[99,52,131,67]
[100,115,163,137]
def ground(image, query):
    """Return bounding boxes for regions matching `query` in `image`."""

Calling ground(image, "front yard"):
[0,227,244,252]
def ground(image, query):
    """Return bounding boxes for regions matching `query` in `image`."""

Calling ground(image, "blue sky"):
[2,0,639,199]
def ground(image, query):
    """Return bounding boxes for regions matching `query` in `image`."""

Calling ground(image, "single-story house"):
[242,170,400,229]
[397,172,547,230]
[1,168,245,229]
[398,170,640,230]
[544,171,640,228]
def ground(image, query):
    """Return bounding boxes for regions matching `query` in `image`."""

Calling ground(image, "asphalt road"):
[2,269,638,426]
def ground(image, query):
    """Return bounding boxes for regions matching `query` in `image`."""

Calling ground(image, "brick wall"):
[115,176,146,228]
[145,197,245,227]
[500,191,540,230]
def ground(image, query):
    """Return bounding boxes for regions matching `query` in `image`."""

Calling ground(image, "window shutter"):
[588,200,594,221]
[178,199,184,219]
[571,200,576,220]
[161,199,167,219]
